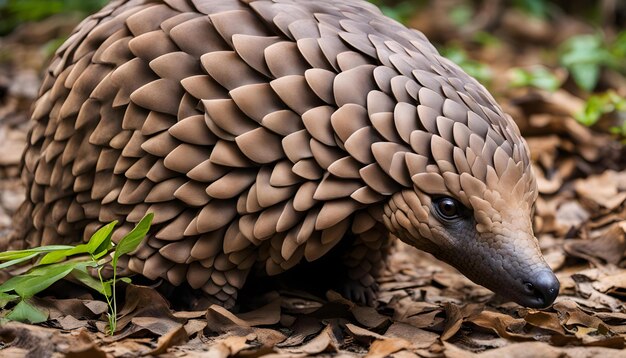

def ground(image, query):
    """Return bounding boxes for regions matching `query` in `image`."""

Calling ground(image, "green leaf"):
[570,63,600,92]
[87,220,118,255]
[119,277,132,284]
[38,247,80,266]
[574,91,626,127]
[0,292,19,308]
[92,248,110,260]
[513,0,549,19]
[449,3,473,27]
[559,34,612,91]
[70,264,109,296]
[6,300,48,324]
[509,67,561,92]
[472,31,501,48]
[13,262,77,298]
[0,252,39,269]
[0,275,35,294]
[0,245,75,261]
[382,4,417,24]
[38,221,117,265]
[100,280,113,298]
[112,213,153,269]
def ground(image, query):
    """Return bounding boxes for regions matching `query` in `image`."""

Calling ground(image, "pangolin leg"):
[342,224,389,306]
[200,268,252,309]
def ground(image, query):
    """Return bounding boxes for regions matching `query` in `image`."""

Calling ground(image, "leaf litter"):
[1,2,626,358]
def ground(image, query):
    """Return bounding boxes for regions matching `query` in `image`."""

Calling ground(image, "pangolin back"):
[10,0,551,308]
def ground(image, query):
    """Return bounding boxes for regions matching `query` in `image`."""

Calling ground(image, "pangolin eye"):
[433,197,463,221]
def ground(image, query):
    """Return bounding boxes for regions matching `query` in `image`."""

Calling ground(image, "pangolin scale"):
[6,0,559,308]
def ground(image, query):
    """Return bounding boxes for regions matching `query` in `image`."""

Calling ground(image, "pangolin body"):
[9,0,559,308]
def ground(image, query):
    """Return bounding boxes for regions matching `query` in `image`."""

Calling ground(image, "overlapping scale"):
[12,0,535,308]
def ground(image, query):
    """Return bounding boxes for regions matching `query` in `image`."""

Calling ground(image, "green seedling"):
[575,90,626,127]
[560,31,626,92]
[0,213,153,335]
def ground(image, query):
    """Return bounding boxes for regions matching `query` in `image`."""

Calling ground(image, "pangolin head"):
[380,80,559,309]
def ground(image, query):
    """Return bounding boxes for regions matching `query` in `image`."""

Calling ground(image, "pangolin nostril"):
[527,271,560,307]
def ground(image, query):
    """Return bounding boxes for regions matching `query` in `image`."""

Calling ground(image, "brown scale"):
[7,0,560,309]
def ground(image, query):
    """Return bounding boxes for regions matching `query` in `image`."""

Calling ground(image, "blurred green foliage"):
[439,45,492,85]
[575,90,626,127]
[509,67,561,92]
[512,0,551,19]
[559,33,626,91]
[448,3,473,27]
[367,0,423,24]
[0,0,106,35]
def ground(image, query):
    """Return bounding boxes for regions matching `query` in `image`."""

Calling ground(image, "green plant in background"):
[367,0,422,24]
[439,45,493,86]
[512,0,551,19]
[0,0,106,35]
[448,3,473,28]
[559,31,626,92]
[575,90,626,136]
[509,67,561,92]
[0,214,153,335]
[610,120,626,141]
[471,31,502,48]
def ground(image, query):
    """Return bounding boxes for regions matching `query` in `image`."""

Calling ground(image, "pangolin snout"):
[520,270,560,308]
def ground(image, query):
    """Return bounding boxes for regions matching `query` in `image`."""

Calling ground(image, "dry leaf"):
[205,298,281,332]
[277,317,323,348]
[351,306,392,330]
[56,315,88,331]
[441,303,484,340]
[366,338,411,358]
[283,325,337,355]
[384,322,438,349]
[65,330,107,358]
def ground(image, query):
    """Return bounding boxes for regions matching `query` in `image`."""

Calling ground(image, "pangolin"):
[6,0,560,309]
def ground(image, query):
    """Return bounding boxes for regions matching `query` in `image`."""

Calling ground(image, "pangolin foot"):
[342,278,378,306]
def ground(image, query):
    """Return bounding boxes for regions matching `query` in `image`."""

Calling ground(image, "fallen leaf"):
[283,324,337,355]
[468,310,530,340]
[277,317,323,347]
[366,338,411,358]
[351,305,392,331]
[205,298,281,333]
[441,303,484,340]
[565,223,626,265]
[575,171,626,212]
[56,315,88,330]
[384,322,439,349]
[64,330,106,358]
[184,319,207,337]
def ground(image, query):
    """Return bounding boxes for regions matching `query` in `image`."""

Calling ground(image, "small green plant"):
[0,213,153,335]
[509,67,561,92]
[559,31,626,92]
[574,91,626,140]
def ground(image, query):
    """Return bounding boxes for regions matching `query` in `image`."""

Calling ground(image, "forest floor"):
[1,2,626,357]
